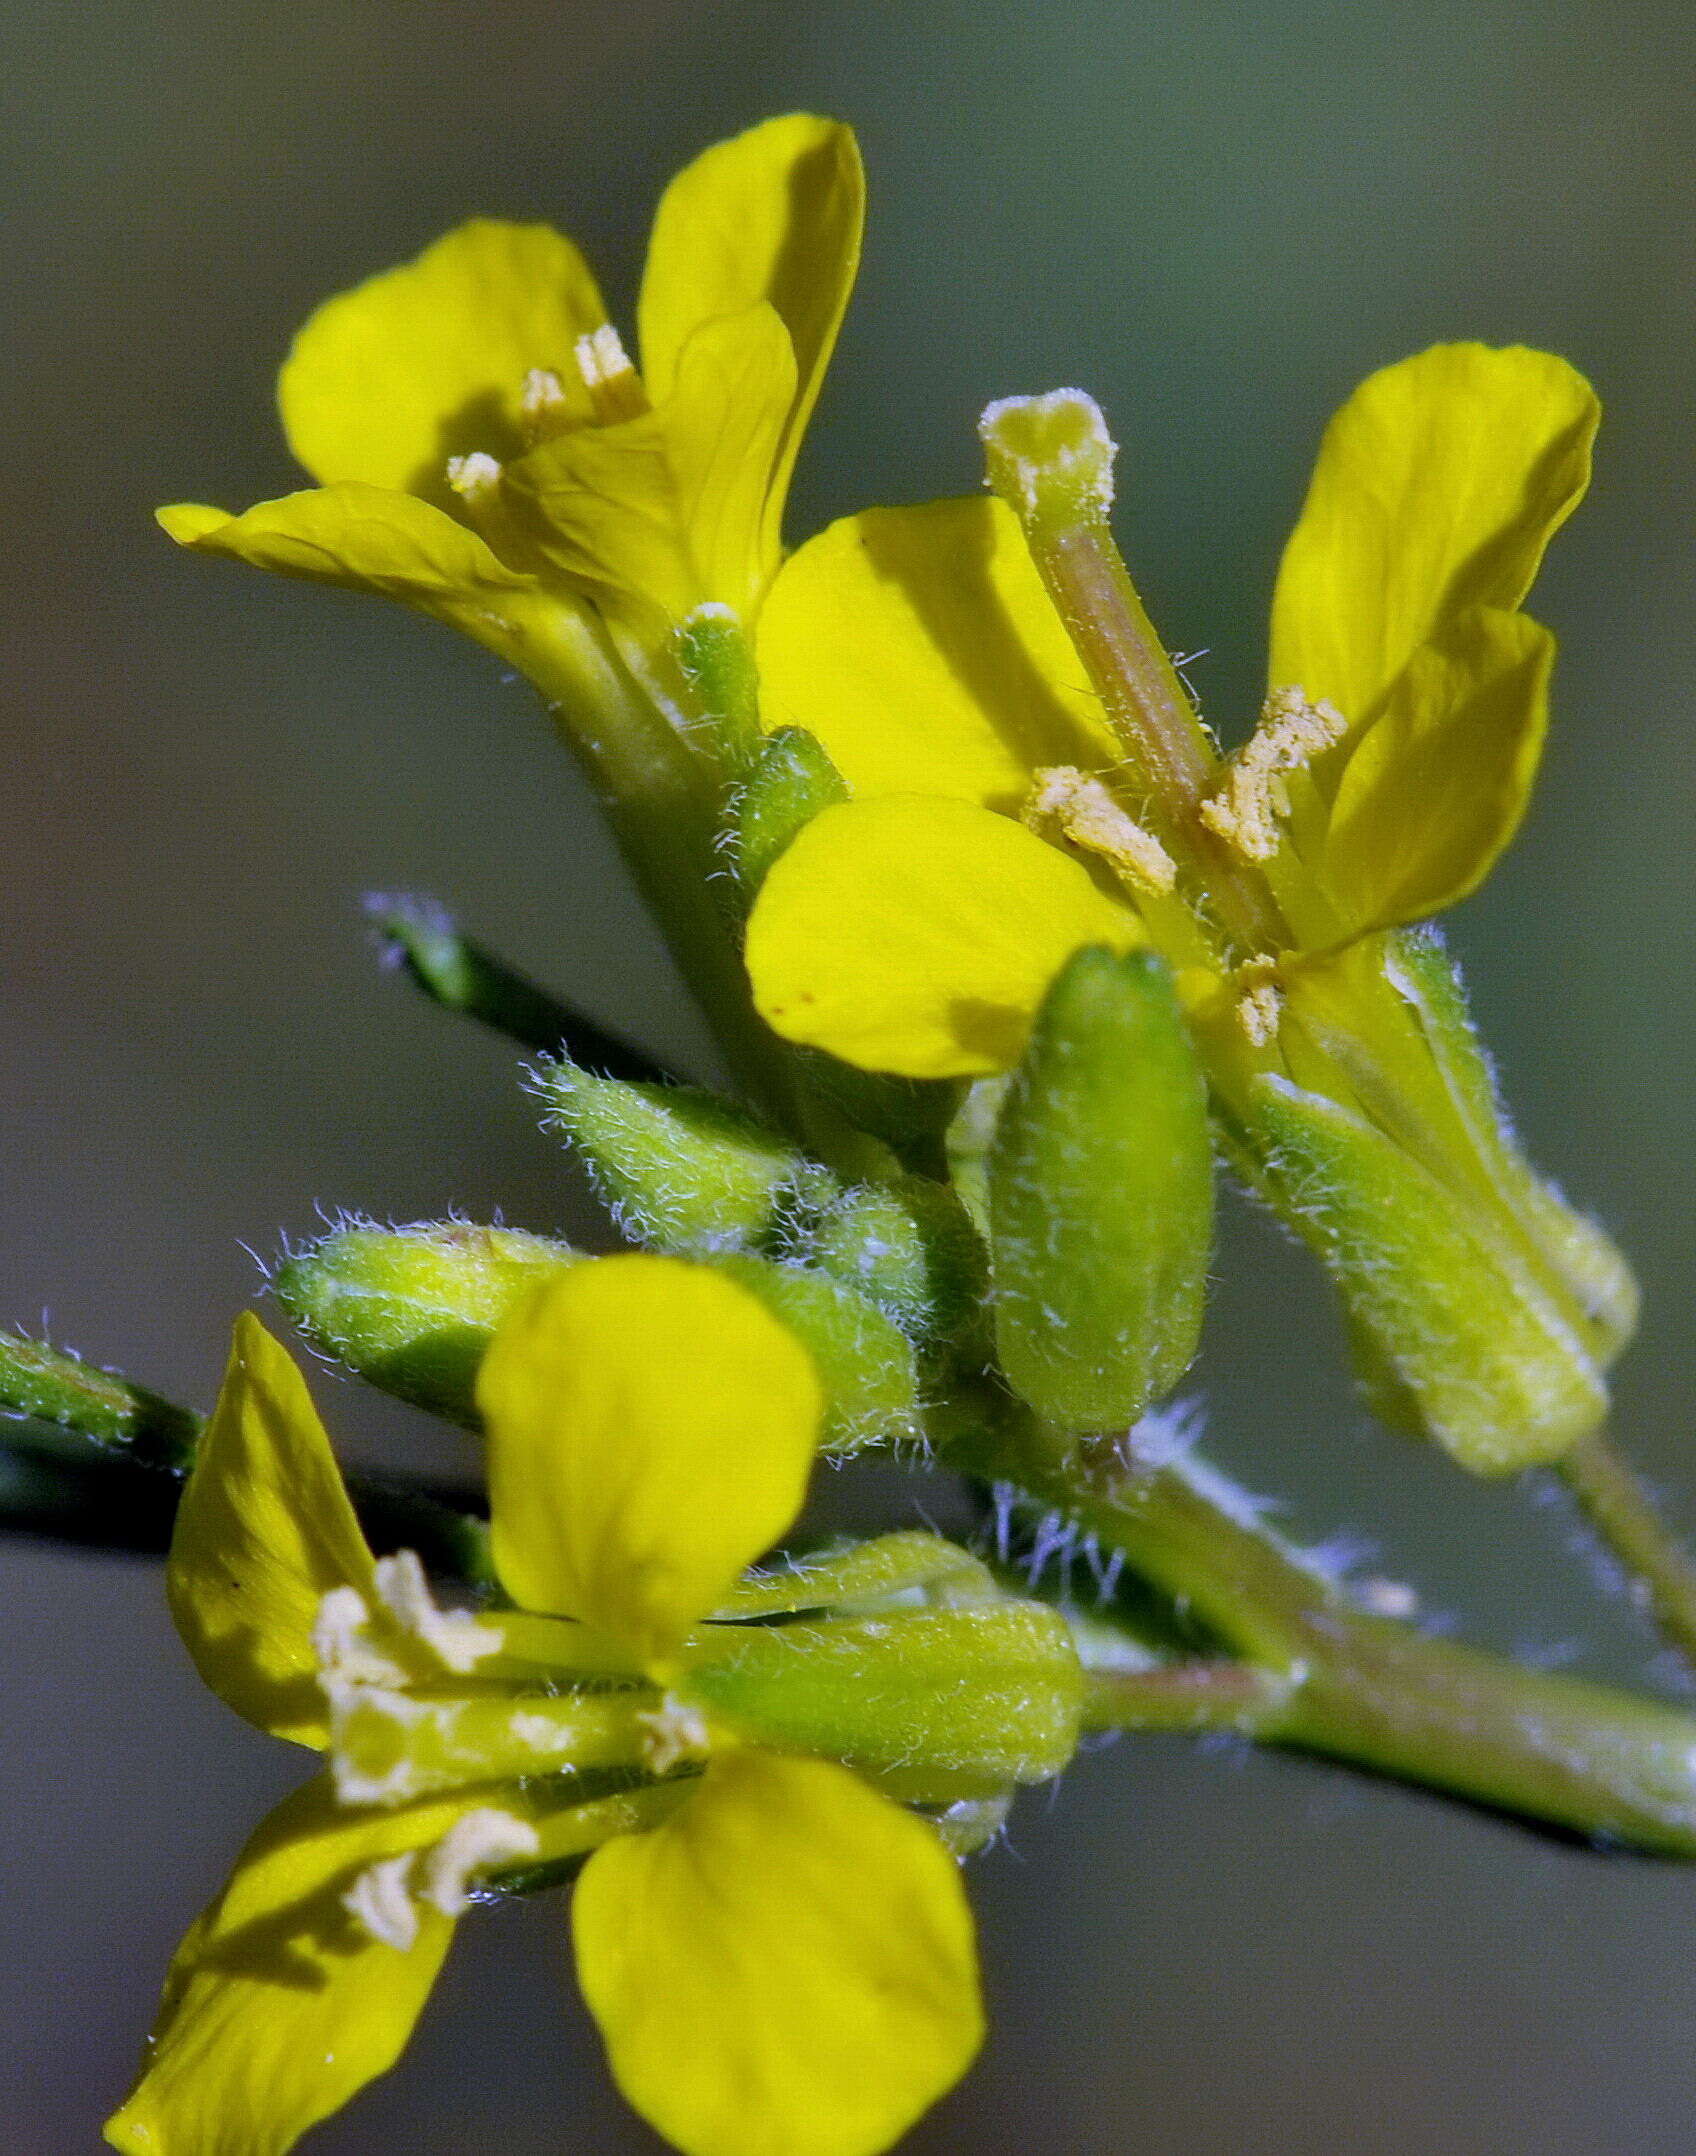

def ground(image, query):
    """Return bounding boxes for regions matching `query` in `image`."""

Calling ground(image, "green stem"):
[945,1399,1696,1855]
[1081,1658,1293,1735]
[366,893,672,1080]
[0,1331,493,1583]
[1557,1431,1696,1671]
[523,612,806,1132]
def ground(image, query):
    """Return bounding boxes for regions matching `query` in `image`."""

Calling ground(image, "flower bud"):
[538,1061,838,1254]
[733,725,848,894]
[989,946,1212,1431]
[275,1221,575,1426]
[709,1253,922,1454]
[809,1176,988,1352]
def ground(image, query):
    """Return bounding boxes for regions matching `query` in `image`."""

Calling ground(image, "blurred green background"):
[5,3,1695,2149]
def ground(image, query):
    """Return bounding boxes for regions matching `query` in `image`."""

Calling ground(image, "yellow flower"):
[106,1261,1007,2156]
[158,114,864,1104]
[740,348,1635,1475]
[744,343,1595,1077]
[158,115,862,681]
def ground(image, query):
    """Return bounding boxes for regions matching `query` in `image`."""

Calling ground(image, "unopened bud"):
[733,726,848,895]
[809,1177,987,1353]
[989,947,1212,1430]
[275,1221,575,1426]
[538,1062,837,1255]
[709,1253,922,1455]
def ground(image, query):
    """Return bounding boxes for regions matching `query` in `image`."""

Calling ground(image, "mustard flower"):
[106,1256,1080,2156]
[743,348,1635,1469]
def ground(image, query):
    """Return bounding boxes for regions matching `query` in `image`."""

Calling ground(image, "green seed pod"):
[733,726,848,895]
[989,946,1212,1431]
[1248,1071,1609,1472]
[538,1060,838,1254]
[275,1221,574,1426]
[710,1253,922,1455]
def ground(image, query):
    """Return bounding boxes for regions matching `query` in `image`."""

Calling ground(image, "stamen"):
[1236,957,1283,1047]
[1200,687,1347,864]
[1025,766,1177,897]
[574,322,649,424]
[374,1549,502,1675]
[419,1808,540,1916]
[343,1852,421,1951]
[444,450,504,509]
[312,1584,408,1689]
[636,1693,711,1774]
[520,365,571,444]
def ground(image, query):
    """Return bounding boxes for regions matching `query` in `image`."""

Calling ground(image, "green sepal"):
[713,1530,997,1618]
[275,1221,575,1426]
[708,1252,922,1455]
[538,1060,837,1255]
[683,1600,1083,1788]
[674,603,762,769]
[733,725,847,894]
[989,947,1213,1431]
[1385,928,1638,1360]
[1248,1072,1608,1472]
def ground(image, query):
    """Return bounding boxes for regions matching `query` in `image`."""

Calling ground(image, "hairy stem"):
[1557,1431,1696,1673]
[945,1398,1696,1855]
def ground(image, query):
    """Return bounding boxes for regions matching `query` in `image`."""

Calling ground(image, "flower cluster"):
[108,1260,1080,2155]
[114,107,1658,2156]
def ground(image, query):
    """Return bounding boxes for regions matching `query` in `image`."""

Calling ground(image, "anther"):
[1200,687,1347,864]
[445,450,504,510]
[420,1808,540,1916]
[374,1549,501,1676]
[1236,957,1283,1047]
[1025,766,1177,897]
[344,1852,421,1951]
[520,366,572,445]
[636,1693,711,1774]
[574,323,649,424]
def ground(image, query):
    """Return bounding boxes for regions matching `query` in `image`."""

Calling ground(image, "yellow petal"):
[639,114,862,550]
[1269,344,1597,721]
[279,219,606,505]
[157,484,539,653]
[505,303,795,623]
[757,497,1116,808]
[104,1776,462,2156]
[475,1256,822,1661]
[744,795,1144,1078]
[167,1315,375,1746]
[1320,606,1554,933]
[574,1752,983,2156]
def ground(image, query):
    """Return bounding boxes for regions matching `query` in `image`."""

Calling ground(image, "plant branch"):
[1556,1431,1696,1673]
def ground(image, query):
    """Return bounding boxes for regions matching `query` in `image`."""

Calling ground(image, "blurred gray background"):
[5,3,1695,2149]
